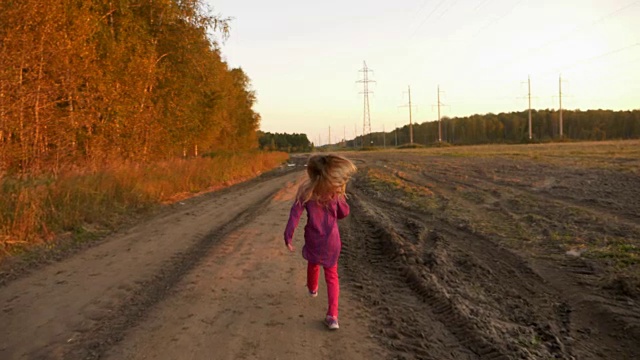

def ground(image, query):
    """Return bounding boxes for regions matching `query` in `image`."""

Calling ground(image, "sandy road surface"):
[1,166,384,360]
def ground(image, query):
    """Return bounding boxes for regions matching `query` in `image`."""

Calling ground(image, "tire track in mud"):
[65,187,282,359]
[365,159,640,359]
[340,194,479,360]
[413,163,640,300]
[340,158,593,359]
[341,187,563,359]
[394,162,640,282]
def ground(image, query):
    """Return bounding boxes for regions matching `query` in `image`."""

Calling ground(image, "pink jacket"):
[284,197,350,267]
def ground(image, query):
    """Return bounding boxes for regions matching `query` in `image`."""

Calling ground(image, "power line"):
[473,0,492,12]
[550,42,640,75]
[356,61,375,147]
[547,1,639,47]
[487,1,640,72]
[580,54,640,84]
[412,0,432,20]
[472,0,526,38]
[436,0,461,20]
[409,0,449,39]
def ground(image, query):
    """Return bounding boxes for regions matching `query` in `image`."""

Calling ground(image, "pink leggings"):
[307,262,339,318]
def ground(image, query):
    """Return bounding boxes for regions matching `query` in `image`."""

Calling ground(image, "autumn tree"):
[0,0,258,175]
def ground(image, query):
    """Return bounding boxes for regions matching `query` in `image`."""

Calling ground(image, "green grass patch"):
[362,168,439,212]
[587,240,640,268]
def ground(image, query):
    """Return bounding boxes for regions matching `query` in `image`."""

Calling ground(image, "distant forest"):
[258,131,312,153]
[351,109,640,147]
[0,1,260,175]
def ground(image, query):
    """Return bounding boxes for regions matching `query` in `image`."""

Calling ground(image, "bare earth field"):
[1,141,639,359]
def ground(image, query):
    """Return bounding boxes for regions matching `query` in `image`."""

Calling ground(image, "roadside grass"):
[0,151,288,258]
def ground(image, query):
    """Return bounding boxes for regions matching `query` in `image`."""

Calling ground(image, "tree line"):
[0,0,260,175]
[258,131,312,153]
[350,109,640,147]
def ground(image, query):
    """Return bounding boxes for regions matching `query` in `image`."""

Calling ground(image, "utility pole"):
[528,75,532,140]
[328,126,331,148]
[437,85,445,142]
[519,75,538,141]
[343,126,346,147]
[559,75,563,139]
[409,86,413,144]
[383,124,386,148]
[357,61,375,147]
[399,86,414,144]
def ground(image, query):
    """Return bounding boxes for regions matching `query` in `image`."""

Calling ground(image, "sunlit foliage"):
[0,0,259,175]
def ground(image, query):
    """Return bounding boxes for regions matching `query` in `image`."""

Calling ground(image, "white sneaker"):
[325,316,339,330]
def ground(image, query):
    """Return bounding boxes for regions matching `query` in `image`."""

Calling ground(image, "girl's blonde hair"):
[296,154,357,205]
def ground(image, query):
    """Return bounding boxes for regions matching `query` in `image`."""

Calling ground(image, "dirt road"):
[1,164,384,360]
[2,144,639,360]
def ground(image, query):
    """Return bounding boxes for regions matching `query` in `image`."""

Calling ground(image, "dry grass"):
[0,152,288,257]
[400,139,640,173]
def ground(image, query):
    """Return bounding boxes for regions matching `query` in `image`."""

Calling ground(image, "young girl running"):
[284,154,357,330]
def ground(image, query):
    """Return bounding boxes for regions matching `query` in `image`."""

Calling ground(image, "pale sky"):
[207,0,640,145]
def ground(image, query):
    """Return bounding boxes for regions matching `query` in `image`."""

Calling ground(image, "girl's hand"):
[286,243,295,252]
